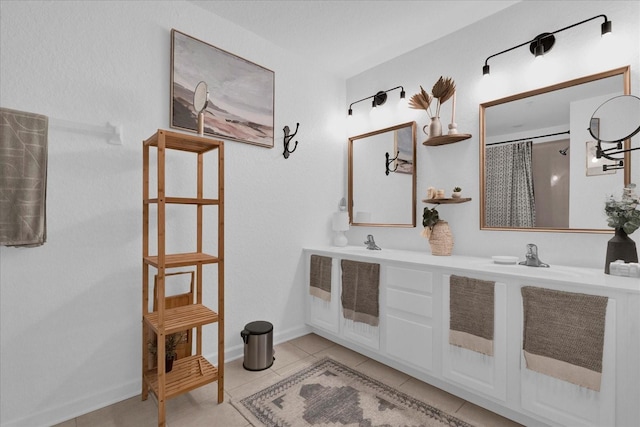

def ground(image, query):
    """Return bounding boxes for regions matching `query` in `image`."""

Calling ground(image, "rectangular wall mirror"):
[349,121,416,227]
[480,66,631,233]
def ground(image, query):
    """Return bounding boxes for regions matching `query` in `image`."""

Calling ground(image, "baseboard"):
[1,380,140,427]
[1,324,312,427]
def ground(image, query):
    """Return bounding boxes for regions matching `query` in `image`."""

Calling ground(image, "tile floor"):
[53,333,522,427]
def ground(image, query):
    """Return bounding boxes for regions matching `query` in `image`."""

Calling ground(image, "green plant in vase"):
[421,206,440,239]
[148,332,182,373]
[452,187,462,198]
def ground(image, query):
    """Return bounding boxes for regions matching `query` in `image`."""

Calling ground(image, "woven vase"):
[429,220,453,256]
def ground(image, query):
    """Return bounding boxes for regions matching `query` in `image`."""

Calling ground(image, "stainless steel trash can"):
[241,320,274,371]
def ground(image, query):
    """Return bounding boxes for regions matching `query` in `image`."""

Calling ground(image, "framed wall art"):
[170,29,275,148]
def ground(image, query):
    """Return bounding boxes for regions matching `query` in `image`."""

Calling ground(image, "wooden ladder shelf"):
[141,129,225,427]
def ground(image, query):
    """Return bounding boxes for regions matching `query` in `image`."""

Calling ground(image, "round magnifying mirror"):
[193,81,209,113]
[589,94,640,142]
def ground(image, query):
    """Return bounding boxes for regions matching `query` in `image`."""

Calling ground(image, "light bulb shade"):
[601,20,612,35]
[348,108,353,116]
[483,64,490,75]
[332,211,350,231]
[400,89,406,99]
[534,43,545,57]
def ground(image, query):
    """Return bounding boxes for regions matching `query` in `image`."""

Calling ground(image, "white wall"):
[0,1,344,426]
[2,1,639,426]
[345,0,640,266]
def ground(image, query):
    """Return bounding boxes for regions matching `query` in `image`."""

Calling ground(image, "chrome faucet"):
[519,244,549,267]
[364,235,381,250]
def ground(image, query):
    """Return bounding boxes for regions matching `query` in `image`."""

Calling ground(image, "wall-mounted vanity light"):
[348,86,405,116]
[482,14,612,76]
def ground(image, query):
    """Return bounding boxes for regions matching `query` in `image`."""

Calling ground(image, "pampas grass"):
[409,86,434,116]
[409,76,456,118]
[431,76,456,117]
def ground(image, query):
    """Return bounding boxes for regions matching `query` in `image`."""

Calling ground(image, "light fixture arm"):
[348,85,405,115]
[483,14,611,75]
[549,14,609,38]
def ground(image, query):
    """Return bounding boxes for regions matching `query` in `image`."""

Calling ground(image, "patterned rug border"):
[233,357,475,427]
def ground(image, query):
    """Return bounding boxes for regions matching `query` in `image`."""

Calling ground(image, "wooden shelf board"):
[144,129,222,154]
[144,355,218,400]
[422,133,471,146]
[144,304,218,334]
[423,197,472,204]
[144,252,219,268]
[145,197,219,205]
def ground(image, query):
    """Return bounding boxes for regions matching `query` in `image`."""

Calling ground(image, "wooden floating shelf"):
[144,304,219,334]
[144,355,218,400]
[423,197,472,204]
[144,252,219,268]
[422,133,471,146]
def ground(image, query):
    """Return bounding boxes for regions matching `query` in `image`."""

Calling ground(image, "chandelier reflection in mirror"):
[590,95,640,171]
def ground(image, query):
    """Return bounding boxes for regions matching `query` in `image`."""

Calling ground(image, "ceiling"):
[188,0,520,79]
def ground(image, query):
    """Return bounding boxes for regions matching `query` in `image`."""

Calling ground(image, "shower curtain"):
[485,141,535,227]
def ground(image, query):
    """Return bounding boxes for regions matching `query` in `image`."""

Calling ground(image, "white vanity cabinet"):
[441,273,508,402]
[305,257,341,335]
[516,283,620,427]
[384,265,437,373]
[303,246,640,427]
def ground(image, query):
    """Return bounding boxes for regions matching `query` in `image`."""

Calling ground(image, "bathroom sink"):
[473,260,590,279]
[336,247,384,255]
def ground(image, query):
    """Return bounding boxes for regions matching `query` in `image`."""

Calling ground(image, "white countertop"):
[303,246,640,294]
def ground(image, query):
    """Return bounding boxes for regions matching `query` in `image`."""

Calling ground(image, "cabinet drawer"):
[387,288,432,318]
[387,266,432,293]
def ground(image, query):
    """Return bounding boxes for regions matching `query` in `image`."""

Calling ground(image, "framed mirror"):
[348,121,416,227]
[480,66,631,233]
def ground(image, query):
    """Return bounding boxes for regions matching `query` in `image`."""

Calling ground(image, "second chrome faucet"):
[519,243,549,267]
[364,235,381,250]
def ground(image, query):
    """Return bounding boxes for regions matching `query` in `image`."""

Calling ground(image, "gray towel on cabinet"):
[449,275,495,356]
[341,259,380,326]
[309,255,332,301]
[521,286,608,391]
[0,108,48,247]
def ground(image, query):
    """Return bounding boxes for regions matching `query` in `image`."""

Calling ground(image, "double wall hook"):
[385,151,399,175]
[283,123,299,159]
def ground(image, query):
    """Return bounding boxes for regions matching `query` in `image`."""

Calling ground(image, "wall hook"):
[283,123,299,159]
[385,151,399,175]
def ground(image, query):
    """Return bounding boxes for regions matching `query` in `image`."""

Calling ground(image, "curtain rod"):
[486,130,570,146]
